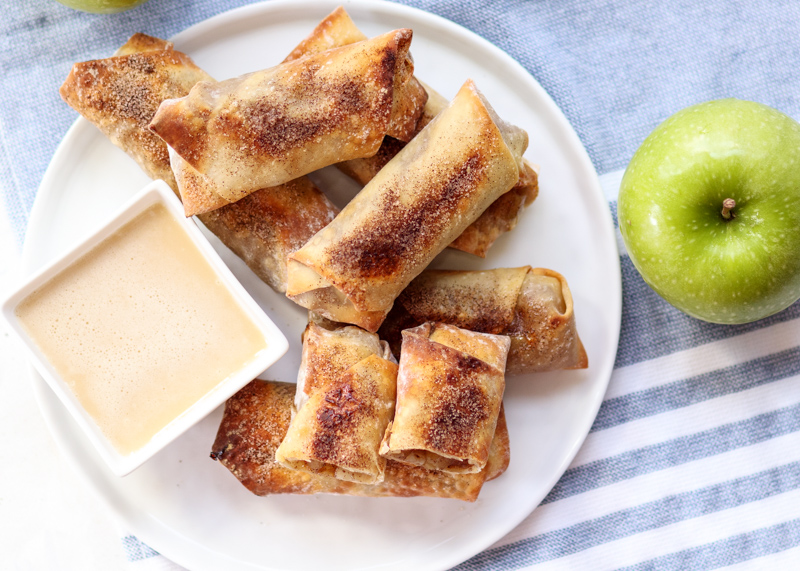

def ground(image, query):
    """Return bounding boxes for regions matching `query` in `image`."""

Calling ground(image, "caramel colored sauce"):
[16,204,267,455]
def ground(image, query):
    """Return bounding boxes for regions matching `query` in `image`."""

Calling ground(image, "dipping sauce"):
[15,203,268,456]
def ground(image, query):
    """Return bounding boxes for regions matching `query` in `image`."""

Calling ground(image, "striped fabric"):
[3,1,800,570]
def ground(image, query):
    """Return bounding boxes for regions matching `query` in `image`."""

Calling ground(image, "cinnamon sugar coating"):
[379,323,509,474]
[337,76,539,258]
[283,6,427,142]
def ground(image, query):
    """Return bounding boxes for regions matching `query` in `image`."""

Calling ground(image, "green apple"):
[55,0,148,14]
[618,99,800,324]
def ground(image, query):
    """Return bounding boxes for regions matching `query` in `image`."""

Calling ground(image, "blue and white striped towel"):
[3,1,800,569]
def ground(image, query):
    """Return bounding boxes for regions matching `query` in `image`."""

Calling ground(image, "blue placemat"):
[3,1,800,570]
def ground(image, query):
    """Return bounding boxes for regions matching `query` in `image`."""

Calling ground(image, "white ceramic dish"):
[24,1,621,569]
[4,181,288,476]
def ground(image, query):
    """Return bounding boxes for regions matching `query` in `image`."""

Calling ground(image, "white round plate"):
[25,1,621,570]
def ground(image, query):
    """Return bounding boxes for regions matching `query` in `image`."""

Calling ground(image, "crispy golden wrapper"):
[113,32,171,56]
[149,29,415,204]
[211,380,510,501]
[338,77,539,258]
[173,9,426,217]
[283,6,427,142]
[275,323,397,484]
[168,147,230,216]
[286,80,528,331]
[379,267,589,374]
[59,33,213,190]
[380,323,509,474]
[295,321,388,401]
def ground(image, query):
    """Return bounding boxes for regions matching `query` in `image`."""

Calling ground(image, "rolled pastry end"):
[113,32,172,56]
[168,146,229,216]
[507,268,588,374]
[572,338,589,370]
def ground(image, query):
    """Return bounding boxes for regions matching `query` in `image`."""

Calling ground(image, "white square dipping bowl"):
[1,180,289,476]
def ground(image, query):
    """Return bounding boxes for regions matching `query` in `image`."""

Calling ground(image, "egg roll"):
[283,6,427,142]
[59,33,213,190]
[339,82,540,257]
[211,380,510,501]
[286,79,529,332]
[275,323,397,484]
[173,10,426,217]
[378,267,588,374]
[379,323,509,474]
[149,29,415,204]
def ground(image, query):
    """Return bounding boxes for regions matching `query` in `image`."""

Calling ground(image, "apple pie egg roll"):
[339,82,540,258]
[379,322,510,474]
[286,79,529,332]
[211,380,510,501]
[378,267,588,374]
[149,29,416,204]
[171,11,428,218]
[295,8,540,258]
[275,322,397,484]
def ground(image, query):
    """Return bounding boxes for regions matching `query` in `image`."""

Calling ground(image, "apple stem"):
[721,198,736,220]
